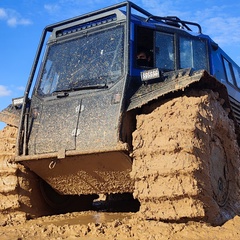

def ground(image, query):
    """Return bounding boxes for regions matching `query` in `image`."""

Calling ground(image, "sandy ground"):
[0,211,240,239]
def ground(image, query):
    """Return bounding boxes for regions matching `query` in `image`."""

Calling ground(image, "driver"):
[136,47,151,67]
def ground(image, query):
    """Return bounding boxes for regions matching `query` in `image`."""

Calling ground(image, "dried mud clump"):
[131,90,240,225]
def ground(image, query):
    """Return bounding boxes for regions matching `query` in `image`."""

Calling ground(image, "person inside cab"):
[136,47,152,67]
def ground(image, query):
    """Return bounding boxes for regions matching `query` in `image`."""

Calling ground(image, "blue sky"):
[1,0,240,129]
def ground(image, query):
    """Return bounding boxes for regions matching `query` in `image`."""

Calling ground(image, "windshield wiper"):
[53,92,69,98]
[52,83,108,96]
[72,83,108,91]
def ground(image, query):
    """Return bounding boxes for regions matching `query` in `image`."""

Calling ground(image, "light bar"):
[141,68,160,82]
[12,97,24,106]
[56,14,117,37]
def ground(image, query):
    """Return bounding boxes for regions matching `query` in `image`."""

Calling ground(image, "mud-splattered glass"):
[179,36,207,70]
[155,32,174,71]
[37,25,124,96]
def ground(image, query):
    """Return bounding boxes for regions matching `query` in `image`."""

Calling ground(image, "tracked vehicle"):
[1,1,240,225]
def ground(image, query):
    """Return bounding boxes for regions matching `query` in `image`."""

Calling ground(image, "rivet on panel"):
[72,129,80,136]
[76,105,85,113]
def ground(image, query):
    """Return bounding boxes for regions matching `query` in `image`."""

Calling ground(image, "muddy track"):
[0,125,55,225]
[0,125,25,225]
[131,89,240,225]
[0,125,102,226]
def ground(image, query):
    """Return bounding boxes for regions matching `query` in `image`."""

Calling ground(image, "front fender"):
[0,104,21,127]
[127,68,230,111]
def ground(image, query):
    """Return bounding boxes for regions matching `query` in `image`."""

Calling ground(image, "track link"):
[0,125,98,225]
[0,125,54,225]
[0,125,25,225]
[131,89,240,225]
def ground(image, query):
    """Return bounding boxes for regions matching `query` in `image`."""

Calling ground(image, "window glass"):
[179,37,207,70]
[233,65,240,88]
[155,32,174,71]
[37,25,124,96]
[223,58,234,85]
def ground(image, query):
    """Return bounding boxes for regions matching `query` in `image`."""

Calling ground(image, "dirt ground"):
[0,211,239,239]
[1,90,240,239]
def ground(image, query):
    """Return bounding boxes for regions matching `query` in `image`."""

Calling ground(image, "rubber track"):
[131,89,240,225]
[0,125,53,225]
[0,125,26,225]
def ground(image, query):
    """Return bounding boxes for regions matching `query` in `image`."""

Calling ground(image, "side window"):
[155,32,174,71]
[179,37,207,70]
[233,65,240,88]
[223,57,235,85]
[38,59,60,96]
[136,27,154,68]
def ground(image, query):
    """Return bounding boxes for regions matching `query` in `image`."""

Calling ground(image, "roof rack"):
[145,15,202,33]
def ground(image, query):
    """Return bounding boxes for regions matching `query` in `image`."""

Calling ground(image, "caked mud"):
[131,89,240,224]
[0,90,240,239]
[0,211,240,239]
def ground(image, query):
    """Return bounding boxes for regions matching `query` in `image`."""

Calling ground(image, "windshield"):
[37,25,124,96]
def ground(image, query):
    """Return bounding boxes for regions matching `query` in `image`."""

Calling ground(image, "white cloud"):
[138,1,240,47]
[201,17,240,45]
[190,4,240,47]
[44,4,60,14]
[141,0,177,16]
[42,1,104,21]
[0,85,11,97]
[17,86,25,91]
[0,8,32,27]
[0,8,7,18]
